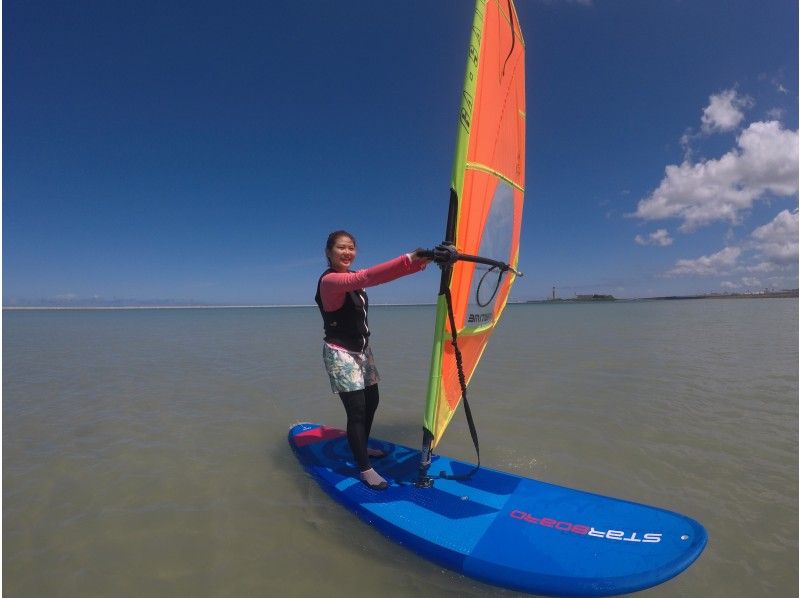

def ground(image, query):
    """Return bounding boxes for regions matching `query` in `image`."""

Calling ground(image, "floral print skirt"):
[322,343,381,393]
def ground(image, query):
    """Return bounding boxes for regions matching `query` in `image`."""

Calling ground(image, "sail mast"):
[419,0,526,483]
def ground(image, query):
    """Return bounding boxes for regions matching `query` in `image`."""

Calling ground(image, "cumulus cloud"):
[680,90,754,161]
[701,89,752,133]
[767,108,785,120]
[634,120,799,231]
[666,246,742,277]
[740,277,762,287]
[664,210,797,283]
[744,261,778,273]
[750,209,799,265]
[721,278,765,289]
[722,277,773,289]
[635,229,673,246]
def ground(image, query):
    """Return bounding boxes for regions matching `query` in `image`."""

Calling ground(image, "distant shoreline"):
[525,289,799,304]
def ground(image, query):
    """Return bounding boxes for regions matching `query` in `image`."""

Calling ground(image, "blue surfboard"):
[288,423,706,597]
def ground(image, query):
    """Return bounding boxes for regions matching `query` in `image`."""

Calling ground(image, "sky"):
[4,0,798,306]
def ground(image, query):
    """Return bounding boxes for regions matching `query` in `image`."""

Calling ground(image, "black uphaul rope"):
[437,284,481,481]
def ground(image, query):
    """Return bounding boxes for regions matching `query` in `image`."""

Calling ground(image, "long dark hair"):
[325,230,356,267]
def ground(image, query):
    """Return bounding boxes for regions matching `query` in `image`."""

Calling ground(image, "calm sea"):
[3,299,798,597]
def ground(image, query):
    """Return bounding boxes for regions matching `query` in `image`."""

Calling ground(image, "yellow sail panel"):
[424,0,525,449]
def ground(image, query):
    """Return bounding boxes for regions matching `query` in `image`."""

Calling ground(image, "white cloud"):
[767,108,785,120]
[634,120,799,231]
[680,90,754,163]
[666,246,742,277]
[721,277,766,289]
[663,210,798,282]
[750,209,799,265]
[701,89,752,134]
[744,261,778,273]
[680,128,697,161]
[635,229,673,246]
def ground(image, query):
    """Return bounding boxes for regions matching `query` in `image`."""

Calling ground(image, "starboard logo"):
[509,510,662,544]
[467,312,493,324]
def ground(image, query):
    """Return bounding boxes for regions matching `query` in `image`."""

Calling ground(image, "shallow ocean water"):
[3,299,797,596]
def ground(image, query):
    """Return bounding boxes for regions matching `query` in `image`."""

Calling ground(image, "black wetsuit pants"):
[339,384,379,472]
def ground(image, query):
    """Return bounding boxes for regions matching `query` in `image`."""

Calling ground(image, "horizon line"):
[4,290,797,311]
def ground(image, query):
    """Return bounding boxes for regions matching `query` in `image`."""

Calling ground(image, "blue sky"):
[4,0,798,306]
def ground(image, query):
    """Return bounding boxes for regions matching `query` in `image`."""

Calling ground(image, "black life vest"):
[315,269,370,352]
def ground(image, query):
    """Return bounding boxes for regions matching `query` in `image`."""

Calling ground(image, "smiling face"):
[327,234,356,272]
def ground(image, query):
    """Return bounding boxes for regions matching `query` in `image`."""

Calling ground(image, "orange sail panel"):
[424,0,525,449]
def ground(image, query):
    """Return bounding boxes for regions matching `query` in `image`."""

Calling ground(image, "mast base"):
[416,428,435,488]
[413,475,434,489]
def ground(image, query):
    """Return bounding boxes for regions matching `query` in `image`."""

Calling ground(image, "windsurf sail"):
[420,0,526,471]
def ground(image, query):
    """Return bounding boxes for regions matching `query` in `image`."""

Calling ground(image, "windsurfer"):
[315,230,430,490]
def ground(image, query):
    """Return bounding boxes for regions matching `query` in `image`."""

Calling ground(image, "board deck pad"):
[288,423,706,597]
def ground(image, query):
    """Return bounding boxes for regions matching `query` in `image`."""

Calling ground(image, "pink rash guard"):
[318,253,427,312]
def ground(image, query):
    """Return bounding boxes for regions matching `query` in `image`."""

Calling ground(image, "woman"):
[315,230,430,490]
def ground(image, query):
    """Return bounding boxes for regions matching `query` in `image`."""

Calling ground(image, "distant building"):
[575,294,615,301]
